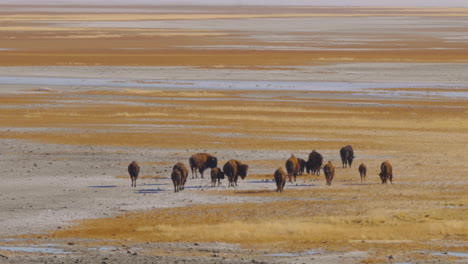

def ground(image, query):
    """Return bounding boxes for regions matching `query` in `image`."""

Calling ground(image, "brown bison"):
[274,167,288,192]
[323,161,335,186]
[189,153,217,179]
[306,150,323,176]
[285,154,300,182]
[210,167,224,187]
[297,158,307,175]
[171,162,188,192]
[340,145,355,168]
[358,163,367,182]
[128,161,140,187]
[223,159,249,187]
[379,161,393,184]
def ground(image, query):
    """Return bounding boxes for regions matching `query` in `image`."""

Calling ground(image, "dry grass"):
[4,89,467,261]
[1,6,468,66]
[0,91,466,152]
[49,198,467,254]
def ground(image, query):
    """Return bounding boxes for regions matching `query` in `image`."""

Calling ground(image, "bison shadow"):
[88,185,118,188]
[184,185,211,189]
[247,180,274,184]
[135,188,166,194]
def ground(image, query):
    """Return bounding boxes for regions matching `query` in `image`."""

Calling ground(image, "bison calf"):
[210,167,224,187]
[379,161,393,184]
[323,161,335,186]
[274,167,288,192]
[172,162,188,192]
[358,163,367,182]
[128,161,140,187]
[297,158,306,175]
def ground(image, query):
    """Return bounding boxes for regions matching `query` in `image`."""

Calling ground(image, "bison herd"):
[128,145,394,193]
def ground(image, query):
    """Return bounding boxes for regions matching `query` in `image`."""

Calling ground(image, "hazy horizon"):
[2,0,468,7]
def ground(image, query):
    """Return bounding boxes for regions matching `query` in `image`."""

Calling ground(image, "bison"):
[297,158,307,175]
[189,153,217,179]
[274,167,288,192]
[358,163,367,182]
[171,162,188,192]
[323,161,335,186]
[210,167,224,187]
[223,159,249,187]
[128,161,140,187]
[285,154,300,182]
[340,145,355,168]
[306,150,323,176]
[379,161,393,184]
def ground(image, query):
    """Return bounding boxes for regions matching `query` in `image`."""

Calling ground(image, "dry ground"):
[0,87,466,263]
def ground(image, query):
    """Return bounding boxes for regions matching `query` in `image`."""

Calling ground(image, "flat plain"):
[0,4,467,264]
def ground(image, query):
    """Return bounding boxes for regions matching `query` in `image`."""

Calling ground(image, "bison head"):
[238,164,249,180]
[219,170,225,179]
[206,156,218,168]
[348,155,355,167]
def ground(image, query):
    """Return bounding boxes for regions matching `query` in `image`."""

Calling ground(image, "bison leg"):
[191,166,196,179]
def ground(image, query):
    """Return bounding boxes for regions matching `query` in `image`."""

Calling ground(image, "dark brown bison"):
[274,167,288,192]
[297,158,307,175]
[323,161,335,186]
[340,145,355,168]
[358,163,367,182]
[189,153,217,179]
[210,167,224,187]
[285,154,300,182]
[128,161,140,187]
[223,159,249,187]
[171,162,188,192]
[379,161,393,184]
[306,150,323,176]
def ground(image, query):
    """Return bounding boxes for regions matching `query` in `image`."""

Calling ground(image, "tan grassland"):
[1,6,468,67]
[1,87,466,262]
